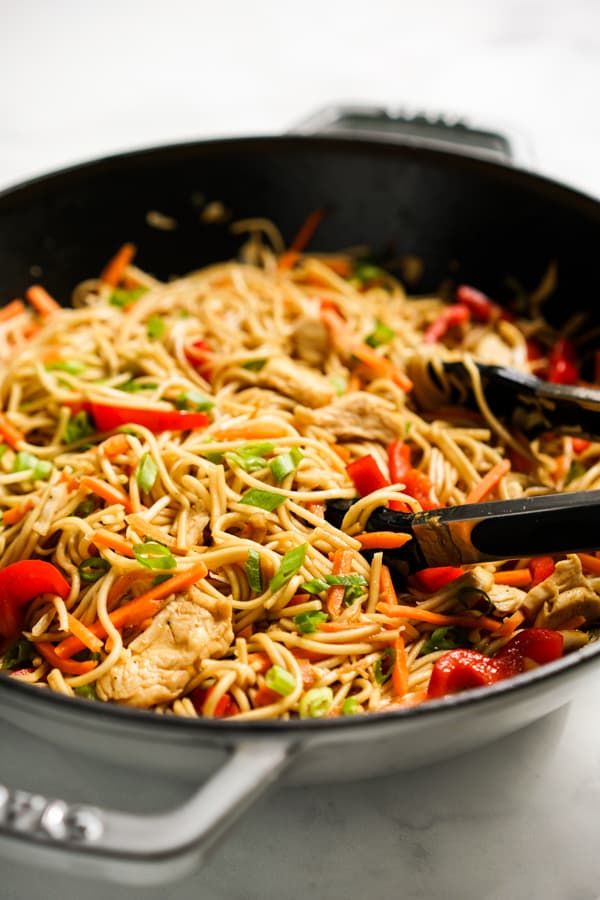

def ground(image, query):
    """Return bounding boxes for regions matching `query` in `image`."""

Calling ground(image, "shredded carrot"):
[212,422,290,441]
[578,552,600,575]
[355,531,413,551]
[2,499,33,526]
[385,689,428,710]
[379,565,398,606]
[553,454,570,483]
[0,412,25,450]
[327,548,354,616]
[291,647,331,661]
[296,657,315,689]
[35,642,97,675]
[248,652,272,673]
[0,299,26,322]
[391,634,409,697]
[330,443,351,463]
[317,621,365,632]
[493,569,532,587]
[278,208,325,271]
[305,502,325,518]
[100,433,130,458]
[66,613,104,654]
[319,257,352,278]
[465,459,511,504]
[351,343,414,392]
[126,514,181,551]
[80,476,132,513]
[100,242,136,286]
[91,529,136,558]
[25,285,61,316]
[236,624,254,640]
[55,561,208,659]
[377,602,502,633]
[346,373,362,392]
[496,608,526,638]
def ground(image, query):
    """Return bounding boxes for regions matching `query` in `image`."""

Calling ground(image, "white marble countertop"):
[2,1,600,897]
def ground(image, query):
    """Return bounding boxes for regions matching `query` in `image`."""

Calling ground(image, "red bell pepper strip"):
[456,285,502,323]
[413,566,464,593]
[423,303,470,344]
[346,455,390,496]
[90,402,210,434]
[184,339,214,381]
[388,441,412,483]
[547,337,578,385]
[427,628,563,699]
[0,560,70,641]
[528,556,555,587]
[189,686,239,718]
[571,438,591,454]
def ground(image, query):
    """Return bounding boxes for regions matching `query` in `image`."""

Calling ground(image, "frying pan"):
[1,105,600,885]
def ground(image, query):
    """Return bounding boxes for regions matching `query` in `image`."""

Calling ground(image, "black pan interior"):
[1,136,599,333]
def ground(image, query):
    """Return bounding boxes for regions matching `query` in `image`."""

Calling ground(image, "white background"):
[2,2,600,898]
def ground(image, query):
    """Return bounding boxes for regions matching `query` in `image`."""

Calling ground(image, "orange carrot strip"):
[278,208,325,271]
[125,514,181,551]
[392,634,409,697]
[66,613,103,654]
[493,569,532,587]
[351,343,413,393]
[248,652,272,673]
[379,564,398,606]
[0,412,25,450]
[100,433,130,458]
[91,529,136,558]
[330,443,351,463]
[355,531,413,551]
[296,658,315,689]
[327,548,353,617]
[291,647,331,661]
[553,454,569,483]
[465,459,511,504]
[0,299,26,322]
[317,622,366,632]
[25,285,61,316]
[55,561,208,659]
[578,552,600,575]
[212,422,290,441]
[347,374,362,392]
[80,476,132,513]
[385,689,429,710]
[305,502,325,518]
[2,499,33,526]
[100,242,136,286]
[377,602,502,633]
[35,642,97,675]
[496,608,525,638]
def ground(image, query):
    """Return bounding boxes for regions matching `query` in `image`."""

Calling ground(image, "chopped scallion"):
[293,610,328,634]
[175,390,214,412]
[269,447,303,483]
[245,548,263,593]
[133,541,176,570]
[418,626,470,657]
[64,411,95,444]
[1,638,34,671]
[79,557,110,583]
[264,664,296,696]
[242,359,267,371]
[342,697,362,715]
[147,315,166,339]
[45,359,86,375]
[299,686,333,718]
[239,488,286,512]
[13,451,52,480]
[226,442,274,473]
[374,647,396,685]
[365,319,395,348]
[329,375,347,396]
[135,452,158,493]
[269,544,308,593]
[301,573,368,605]
[109,287,148,308]
[73,683,98,700]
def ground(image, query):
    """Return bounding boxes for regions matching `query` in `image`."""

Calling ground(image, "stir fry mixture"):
[0,215,599,720]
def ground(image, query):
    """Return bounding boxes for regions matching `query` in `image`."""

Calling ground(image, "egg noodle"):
[0,220,599,720]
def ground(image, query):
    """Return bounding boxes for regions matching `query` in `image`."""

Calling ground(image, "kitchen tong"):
[325,489,600,572]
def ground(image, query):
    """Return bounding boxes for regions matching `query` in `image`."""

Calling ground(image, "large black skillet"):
[1,107,600,885]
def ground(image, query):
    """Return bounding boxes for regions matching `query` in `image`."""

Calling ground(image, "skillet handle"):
[289,104,534,168]
[0,738,297,885]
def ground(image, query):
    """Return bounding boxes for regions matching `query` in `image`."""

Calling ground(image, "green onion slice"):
[135,452,158,493]
[109,287,148,308]
[73,683,98,700]
[342,697,362,716]
[374,646,396,684]
[299,686,334,718]
[245,548,263,593]
[418,626,470,657]
[64,410,95,444]
[79,557,110,583]
[226,442,275,473]
[242,359,266,371]
[353,261,384,284]
[264,664,296,697]
[117,379,158,393]
[1,638,34,671]
[133,541,176,570]
[270,447,303,483]
[456,586,493,614]
[329,375,347,396]
[365,319,395,348]
[301,573,368,605]
[175,390,215,412]
[13,451,52,480]
[269,544,308,593]
[45,359,86,375]
[293,610,329,634]
[147,315,166,340]
[239,488,286,512]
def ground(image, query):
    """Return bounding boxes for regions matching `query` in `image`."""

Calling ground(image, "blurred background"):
[2,0,600,195]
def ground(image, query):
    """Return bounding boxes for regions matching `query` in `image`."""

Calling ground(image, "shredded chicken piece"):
[290,313,330,367]
[294,391,404,443]
[488,583,528,615]
[96,587,233,708]
[256,356,335,408]
[522,555,600,629]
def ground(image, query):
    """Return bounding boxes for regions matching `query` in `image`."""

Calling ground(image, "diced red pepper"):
[346,454,390,496]
[184,339,214,381]
[402,469,443,510]
[0,560,70,641]
[388,441,412,483]
[413,566,464,593]
[528,556,555,587]
[423,303,471,344]
[427,628,563,699]
[90,402,210,434]
[547,338,578,385]
[456,285,501,323]
[572,438,591,454]
[189,686,239,718]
